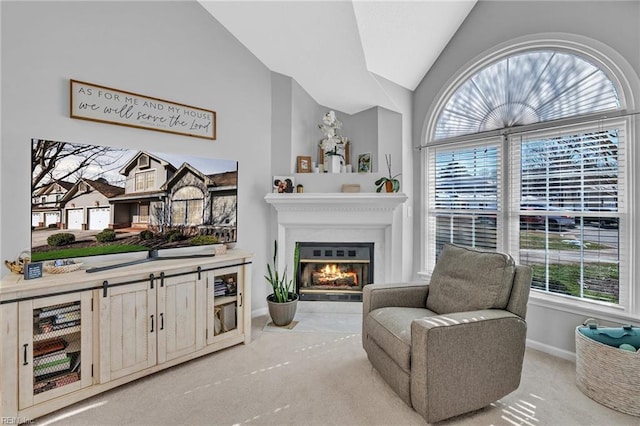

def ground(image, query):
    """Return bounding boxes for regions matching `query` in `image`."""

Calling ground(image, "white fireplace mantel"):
[264,192,408,212]
[265,192,408,284]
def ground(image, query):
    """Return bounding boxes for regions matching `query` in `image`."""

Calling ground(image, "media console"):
[0,250,253,422]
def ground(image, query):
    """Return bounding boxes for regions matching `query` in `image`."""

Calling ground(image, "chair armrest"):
[410,309,527,423]
[363,282,429,315]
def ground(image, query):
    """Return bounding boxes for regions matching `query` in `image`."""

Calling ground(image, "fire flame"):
[319,264,358,284]
[323,264,338,275]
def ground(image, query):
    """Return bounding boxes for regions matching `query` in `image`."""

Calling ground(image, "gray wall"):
[291,78,326,170]
[0,1,273,312]
[271,72,294,176]
[347,107,379,173]
[413,0,640,357]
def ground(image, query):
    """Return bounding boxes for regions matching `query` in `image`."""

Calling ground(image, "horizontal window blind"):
[426,138,502,270]
[510,119,625,304]
[435,51,620,140]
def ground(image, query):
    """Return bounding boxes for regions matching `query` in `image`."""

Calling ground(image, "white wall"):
[0,1,273,313]
[413,0,640,356]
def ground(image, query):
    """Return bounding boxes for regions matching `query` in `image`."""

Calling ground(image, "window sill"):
[417,271,639,324]
[528,290,640,325]
[417,271,430,282]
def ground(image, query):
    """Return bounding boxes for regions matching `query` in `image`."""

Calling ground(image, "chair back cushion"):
[426,244,516,314]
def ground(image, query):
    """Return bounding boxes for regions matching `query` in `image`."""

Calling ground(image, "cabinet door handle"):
[160,313,164,330]
[150,314,155,333]
[23,344,29,366]
[239,292,243,307]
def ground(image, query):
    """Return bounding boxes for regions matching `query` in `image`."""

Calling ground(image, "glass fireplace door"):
[296,242,373,301]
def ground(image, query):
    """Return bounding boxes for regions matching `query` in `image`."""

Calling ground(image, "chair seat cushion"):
[426,244,516,314]
[365,307,437,372]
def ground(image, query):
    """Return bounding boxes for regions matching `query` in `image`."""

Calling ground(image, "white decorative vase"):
[326,155,341,173]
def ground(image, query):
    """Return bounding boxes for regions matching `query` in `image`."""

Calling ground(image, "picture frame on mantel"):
[358,152,371,173]
[297,156,312,173]
[273,176,295,193]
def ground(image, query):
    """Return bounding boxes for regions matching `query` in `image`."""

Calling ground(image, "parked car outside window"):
[520,203,576,231]
[583,208,619,229]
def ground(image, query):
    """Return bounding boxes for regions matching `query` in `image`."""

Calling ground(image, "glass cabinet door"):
[18,291,92,408]
[207,267,243,344]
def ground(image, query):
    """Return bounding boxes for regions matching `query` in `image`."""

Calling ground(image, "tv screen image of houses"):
[31,139,238,262]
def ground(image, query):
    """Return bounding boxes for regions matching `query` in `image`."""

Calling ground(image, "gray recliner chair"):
[362,243,532,423]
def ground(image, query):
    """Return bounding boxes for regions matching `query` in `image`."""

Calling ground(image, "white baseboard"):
[252,307,268,318]
[526,338,576,362]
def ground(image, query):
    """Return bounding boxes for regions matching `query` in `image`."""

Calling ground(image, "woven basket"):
[575,326,640,417]
[43,262,83,274]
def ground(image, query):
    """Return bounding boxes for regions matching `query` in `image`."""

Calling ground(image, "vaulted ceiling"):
[198,1,476,114]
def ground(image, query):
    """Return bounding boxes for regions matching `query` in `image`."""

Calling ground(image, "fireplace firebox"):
[296,242,374,302]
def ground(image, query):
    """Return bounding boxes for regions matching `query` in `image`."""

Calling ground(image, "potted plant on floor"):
[375,154,401,193]
[264,240,299,326]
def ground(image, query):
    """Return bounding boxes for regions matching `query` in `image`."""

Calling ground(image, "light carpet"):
[263,312,362,334]
[35,314,638,426]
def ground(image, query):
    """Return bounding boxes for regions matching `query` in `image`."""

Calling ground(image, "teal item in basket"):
[578,319,640,349]
[619,343,637,352]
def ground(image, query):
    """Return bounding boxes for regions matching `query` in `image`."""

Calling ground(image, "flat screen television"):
[31,139,238,272]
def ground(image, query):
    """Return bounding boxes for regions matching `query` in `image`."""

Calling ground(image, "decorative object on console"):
[375,154,401,193]
[264,240,299,326]
[297,156,312,173]
[4,250,31,275]
[213,244,227,256]
[24,261,44,280]
[273,176,295,193]
[43,259,83,274]
[296,184,304,193]
[358,152,371,173]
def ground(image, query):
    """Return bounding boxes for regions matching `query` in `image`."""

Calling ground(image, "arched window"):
[434,50,620,140]
[424,47,630,310]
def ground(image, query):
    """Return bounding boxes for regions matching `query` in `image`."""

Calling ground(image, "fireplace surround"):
[265,193,408,304]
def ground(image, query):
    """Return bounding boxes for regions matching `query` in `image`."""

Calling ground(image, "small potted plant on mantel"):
[264,240,299,326]
[375,154,401,193]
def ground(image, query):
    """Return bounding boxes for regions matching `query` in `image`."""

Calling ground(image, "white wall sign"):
[70,79,216,140]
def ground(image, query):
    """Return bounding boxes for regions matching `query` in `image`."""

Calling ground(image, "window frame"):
[422,116,633,318]
[424,135,505,272]
[509,118,629,311]
[420,36,639,321]
[170,185,205,226]
[134,169,156,192]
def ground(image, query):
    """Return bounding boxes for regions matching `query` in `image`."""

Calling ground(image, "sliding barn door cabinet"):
[0,251,252,422]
